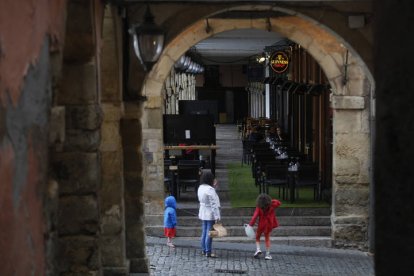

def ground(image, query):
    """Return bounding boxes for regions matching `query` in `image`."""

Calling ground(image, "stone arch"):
[142,9,373,249]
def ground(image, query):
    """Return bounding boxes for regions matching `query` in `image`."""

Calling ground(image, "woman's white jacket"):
[197,184,221,221]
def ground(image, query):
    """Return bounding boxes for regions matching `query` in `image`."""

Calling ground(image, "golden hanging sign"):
[270,51,289,74]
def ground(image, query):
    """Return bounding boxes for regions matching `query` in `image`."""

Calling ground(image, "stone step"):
[176,207,331,217]
[174,236,332,248]
[181,216,330,226]
[146,215,330,227]
[145,225,331,237]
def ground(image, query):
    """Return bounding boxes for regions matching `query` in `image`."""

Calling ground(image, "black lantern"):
[129,6,165,71]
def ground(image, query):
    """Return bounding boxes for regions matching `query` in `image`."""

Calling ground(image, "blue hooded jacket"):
[164,196,177,228]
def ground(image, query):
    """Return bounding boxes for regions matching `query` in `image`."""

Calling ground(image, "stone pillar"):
[330,80,371,250]
[100,103,128,275]
[51,1,104,273]
[99,5,129,275]
[54,62,103,274]
[140,76,168,234]
[121,103,149,273]
[141,107,165,217]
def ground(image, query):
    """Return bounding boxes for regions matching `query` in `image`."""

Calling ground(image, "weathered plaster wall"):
[0,1,66,275]
[0,0,66,105]
[0,41,51,276]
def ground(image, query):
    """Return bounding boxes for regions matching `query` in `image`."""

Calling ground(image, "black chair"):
[241,139,252,165]
[250,142,270,153]
[252,152,277,186]
[262,164,289,196]
[164,159,174,195]
[295,164,320,200]
[176,164,201,198]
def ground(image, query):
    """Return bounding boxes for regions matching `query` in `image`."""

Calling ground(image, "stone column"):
[54,61,103,274]
[99,5,129,274]
[52,2,105,273]
[100,103,128,275]
[330,77,371,250]
[140,76,168,236]
[141,105,165,217]
[120,102,149,273]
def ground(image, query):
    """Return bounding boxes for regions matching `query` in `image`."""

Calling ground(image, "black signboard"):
[270,51,289,74]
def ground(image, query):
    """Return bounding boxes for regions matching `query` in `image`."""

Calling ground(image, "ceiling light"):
[257,52,266,63]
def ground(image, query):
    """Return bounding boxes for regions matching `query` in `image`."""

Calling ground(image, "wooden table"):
[164,145,219,150]
[164,145,219,174]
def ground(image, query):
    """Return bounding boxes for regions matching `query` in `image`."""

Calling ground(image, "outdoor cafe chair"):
[176,163,201,199]
[295,163,320,200]
[262,164,289,197]
[164,159,174,195]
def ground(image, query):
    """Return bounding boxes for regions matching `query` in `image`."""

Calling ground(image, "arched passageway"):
[141,6,373,252]
[48,2,374,274]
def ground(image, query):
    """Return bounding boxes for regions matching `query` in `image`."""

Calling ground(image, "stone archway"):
[141,10,373,250]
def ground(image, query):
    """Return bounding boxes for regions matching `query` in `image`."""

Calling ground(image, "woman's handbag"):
[209,223,227,238]
[244,224,255,239]
[208,229,218,238]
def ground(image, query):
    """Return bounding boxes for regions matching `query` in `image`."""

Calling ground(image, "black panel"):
[163,114,216,145]
[179,100,219,123]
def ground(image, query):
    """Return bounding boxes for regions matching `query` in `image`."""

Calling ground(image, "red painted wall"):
[0,0,66,275]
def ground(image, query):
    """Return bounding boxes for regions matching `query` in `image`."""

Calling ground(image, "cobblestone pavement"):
[145,237,374,276]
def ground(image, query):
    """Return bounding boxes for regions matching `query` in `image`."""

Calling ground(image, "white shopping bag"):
[244,224,255,239]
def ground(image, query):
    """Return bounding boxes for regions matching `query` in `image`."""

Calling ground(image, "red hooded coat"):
[249,199,281,234]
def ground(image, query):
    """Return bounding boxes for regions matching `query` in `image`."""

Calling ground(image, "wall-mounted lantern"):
[129,5,165,71]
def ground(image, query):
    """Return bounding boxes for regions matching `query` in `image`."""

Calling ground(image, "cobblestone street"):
[145,237,374,276]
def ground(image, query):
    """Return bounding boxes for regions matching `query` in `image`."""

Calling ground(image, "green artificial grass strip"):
[228,162,330,208]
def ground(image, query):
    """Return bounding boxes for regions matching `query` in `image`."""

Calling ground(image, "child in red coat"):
[249,193,281,260]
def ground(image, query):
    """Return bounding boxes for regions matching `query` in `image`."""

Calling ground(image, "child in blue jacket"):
[164,195,177,247]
